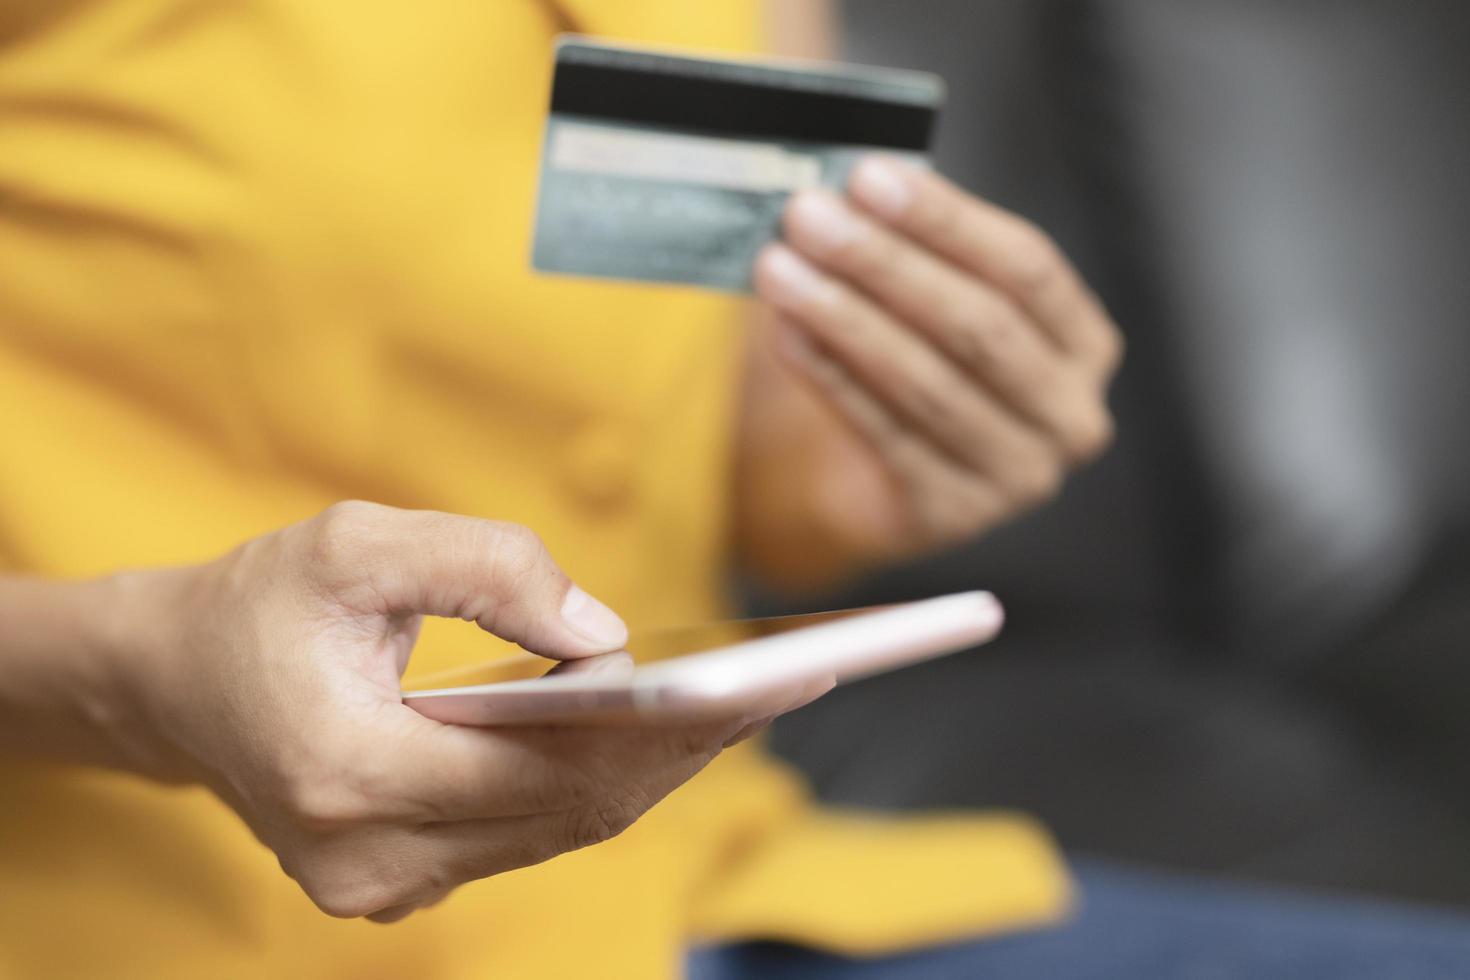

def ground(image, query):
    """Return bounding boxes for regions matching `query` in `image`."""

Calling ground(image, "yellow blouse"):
[0,1,1069,976]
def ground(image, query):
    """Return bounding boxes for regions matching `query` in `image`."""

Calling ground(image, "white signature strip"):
[550,120,822,193]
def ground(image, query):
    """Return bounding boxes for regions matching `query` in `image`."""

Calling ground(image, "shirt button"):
[561,419,636,509]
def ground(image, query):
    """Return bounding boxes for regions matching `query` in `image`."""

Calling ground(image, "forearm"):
[0,571,169,774]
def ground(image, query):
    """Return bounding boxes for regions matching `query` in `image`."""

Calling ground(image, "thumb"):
[306,502,628,659]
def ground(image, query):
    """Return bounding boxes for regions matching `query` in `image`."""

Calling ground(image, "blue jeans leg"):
[687,859,1470,980]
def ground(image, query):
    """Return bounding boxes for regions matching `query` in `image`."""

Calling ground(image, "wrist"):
[77,567,198,781]
[103,566,207,782]
[0,572,159,775]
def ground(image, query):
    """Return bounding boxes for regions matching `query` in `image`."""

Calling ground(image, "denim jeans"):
[687,860,1470,979]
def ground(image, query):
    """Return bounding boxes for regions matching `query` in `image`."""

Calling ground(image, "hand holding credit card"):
[533,36,1124,570]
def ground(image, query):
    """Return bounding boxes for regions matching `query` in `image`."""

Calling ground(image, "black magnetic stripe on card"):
[549,60,939,151]
[556,41,943,104]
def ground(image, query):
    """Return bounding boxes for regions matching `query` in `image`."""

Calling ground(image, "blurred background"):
[760,0,1470,909]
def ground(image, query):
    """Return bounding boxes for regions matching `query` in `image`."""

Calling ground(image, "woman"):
[0,0,1119,975]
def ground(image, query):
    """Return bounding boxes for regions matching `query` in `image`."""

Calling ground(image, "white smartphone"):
[403,590,1002,726]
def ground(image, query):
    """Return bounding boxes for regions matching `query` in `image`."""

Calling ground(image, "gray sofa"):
[764,0,1470,908]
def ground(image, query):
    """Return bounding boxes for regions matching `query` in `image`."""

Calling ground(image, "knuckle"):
[947,305,1013,373]
[311,886,381,921]
[810,280,847,317]
[485,521,547,574]
[1003,221,1065,301]
[662,725,722,766]
[914,486,997,548]
[680,727,720,759]
[307,500,383,570]
[841,227,902,286]
[934,506,981,546]
[473,522,552,624]
[411,863,454,899]
[881,434,936,488]
[299,864,400,920]
[275,744,377,830]
[722,720,763,748]
[1008,456,1063,507]
[916,192,963,242]
[564,796,644,852]
[1066,406,1116,463]
[282,779,370,832]
[1094,322,1126,375]
[805,348,851,393]
[315,884,397,921]
[961,486,1006,536]
[903,381,959,434]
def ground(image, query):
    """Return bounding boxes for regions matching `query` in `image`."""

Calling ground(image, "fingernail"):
[787,189,862,254]
[561,585,628,648]
[850,157,913,219]
[757,245,835,308]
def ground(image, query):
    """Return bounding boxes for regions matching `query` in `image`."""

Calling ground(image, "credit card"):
[530,36,945,292]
